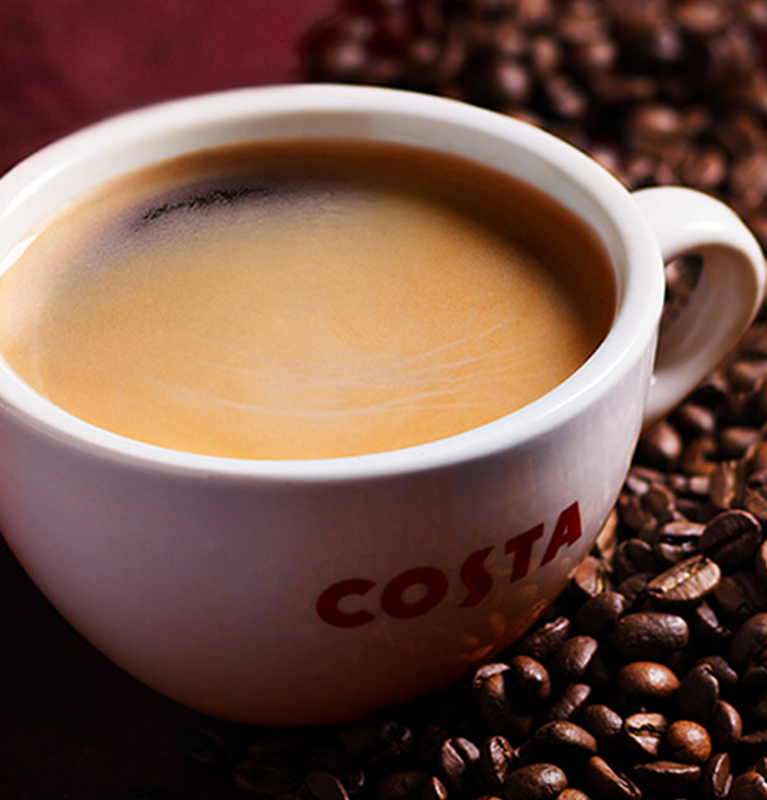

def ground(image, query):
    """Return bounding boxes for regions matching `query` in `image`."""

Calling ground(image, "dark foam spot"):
[135,185,278,227]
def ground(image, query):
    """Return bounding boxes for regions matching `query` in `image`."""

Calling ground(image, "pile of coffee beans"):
[116,3,767,798]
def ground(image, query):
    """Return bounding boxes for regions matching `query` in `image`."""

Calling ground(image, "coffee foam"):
[0,140,615,459]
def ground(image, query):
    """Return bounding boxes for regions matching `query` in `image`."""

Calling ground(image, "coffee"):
[0,139,614,459]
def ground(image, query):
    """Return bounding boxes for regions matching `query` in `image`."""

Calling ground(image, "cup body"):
[0,85,677,725]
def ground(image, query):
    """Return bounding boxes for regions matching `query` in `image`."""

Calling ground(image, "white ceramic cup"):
[0,84,764,726]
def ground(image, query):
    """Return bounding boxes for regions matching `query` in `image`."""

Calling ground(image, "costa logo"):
[316,501,582,628]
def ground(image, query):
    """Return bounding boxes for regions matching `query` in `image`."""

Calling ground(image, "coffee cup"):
[0,84,763,726]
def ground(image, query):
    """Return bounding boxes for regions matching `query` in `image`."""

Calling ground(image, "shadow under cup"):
[0,85,668,725]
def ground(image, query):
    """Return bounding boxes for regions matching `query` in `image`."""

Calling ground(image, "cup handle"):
[632,186,767,431]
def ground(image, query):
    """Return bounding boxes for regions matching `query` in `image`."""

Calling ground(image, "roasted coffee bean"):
[666,720,712,764]
[711,700,743,751]
[615,661,680,699]
[740,729,767,760]
[540,683,592,724]
[629,761,702,794]
[558,790,593,800]
[437,737,480,792]
[691,602,733,648]
[608,612,689,661]
[571,556,612,597]
[701,510,763,569]
[729,771,767,800]
[623,713,668,760]
[615,539,658,580]
[715,573,767,623]
[701,753,733,800]
[517,617,572,662]
[579,705,624,754]
[480,736,516,794]
[584,756,641,800]
[653,519,705,566]
[676,663,720,723]
[709,461,741,510]
[474,668,534,743]
[530,720,598,762]
[646,555,722,608]
[550,636,599,685]
[730,613,767,670]
[501,764,568,800]
[506,655,552,706]
[576,592,627,638]
[617,573,653,609]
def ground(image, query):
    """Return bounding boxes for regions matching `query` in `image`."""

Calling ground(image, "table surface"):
[0,2,335,797]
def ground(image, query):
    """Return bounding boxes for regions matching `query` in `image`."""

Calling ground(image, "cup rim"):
[0,83,665,480]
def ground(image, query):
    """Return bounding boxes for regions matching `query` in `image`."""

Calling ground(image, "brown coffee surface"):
[0,140,614,459]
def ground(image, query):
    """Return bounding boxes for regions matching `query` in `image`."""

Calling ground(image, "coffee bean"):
[437,737,479,792]
[584,756,641,800]
[729,771,767,800]
[507,655,552,706]
[701,753,733,800]
[474,668,534,743]
[629,760,702,794]
[615,662,680,699]
[730,612,767,670]
[558,791,593,800]
[608,612,689,661]
[571,556,612,598]
[540,683,592,724]
[576,593,627,637]
[695,655,739,690]
[480,736,516,794]
[517,617,572,662]
[712,700,744,751]
[676,663,720,723]
[653,519,704,566]
[531,720,598,761]
[666,719,712,764]
[715,573,767,623]
[624,713,668,760]
[740,729,767,760]
[579,705,624,754]
[646,555,722,608]
[691,602,733,648]
[501,763,568,800]
[551,637,599,685]
[701,510,763,569]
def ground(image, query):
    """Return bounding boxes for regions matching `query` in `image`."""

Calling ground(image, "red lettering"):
[505,524,544,581]
[316,578,376,628]
[458,545,494,608]
[380,567,449,620]
[541,502,583,565]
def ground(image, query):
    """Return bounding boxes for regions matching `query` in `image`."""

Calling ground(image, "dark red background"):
[0,2,335,797]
